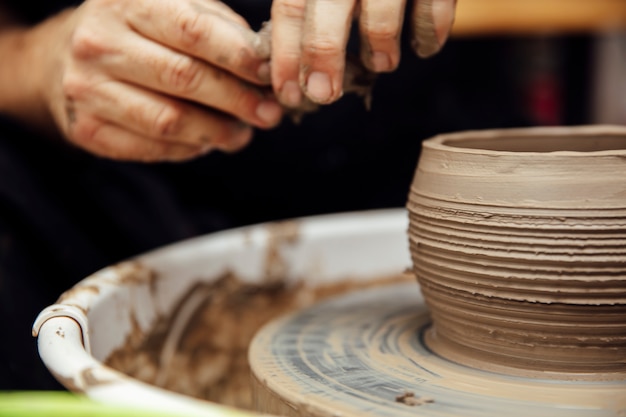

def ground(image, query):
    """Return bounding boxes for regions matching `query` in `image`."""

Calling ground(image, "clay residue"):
[395,391,435,406]
[105,271,413,410]
[412,0,441,58]
[80,367,117,388]
[57,286,100,305]
[257,21,377,124]
[112,261,159,297]
[264,220,300,284]
[49,369,83,394]
[57,303,89,316]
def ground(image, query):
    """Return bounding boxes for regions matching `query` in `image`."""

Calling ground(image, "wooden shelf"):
[451,0,626,36]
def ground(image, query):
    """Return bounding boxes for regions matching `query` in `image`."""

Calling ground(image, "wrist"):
[0,9,74,133]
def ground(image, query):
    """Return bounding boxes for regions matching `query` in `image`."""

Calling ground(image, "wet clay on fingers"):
[412,0,440,57]
[256,21,377,123]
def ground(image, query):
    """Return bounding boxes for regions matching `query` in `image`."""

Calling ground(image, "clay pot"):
[407,125,626,379]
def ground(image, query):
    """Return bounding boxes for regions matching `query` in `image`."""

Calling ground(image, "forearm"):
[0,7,73,133]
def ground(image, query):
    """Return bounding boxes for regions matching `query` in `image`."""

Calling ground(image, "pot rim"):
[423,125,626,157]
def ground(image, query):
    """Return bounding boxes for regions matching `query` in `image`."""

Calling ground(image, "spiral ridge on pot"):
[407,126,626,378]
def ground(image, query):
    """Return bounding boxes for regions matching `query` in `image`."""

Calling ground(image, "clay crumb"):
[256,20,377,124]
[395,391,434,406]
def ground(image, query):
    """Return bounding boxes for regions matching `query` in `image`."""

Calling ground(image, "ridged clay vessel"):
[407,125,626,379]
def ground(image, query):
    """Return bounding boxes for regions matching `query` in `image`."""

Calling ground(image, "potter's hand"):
[270,0,456,106]
[38,0,282,161]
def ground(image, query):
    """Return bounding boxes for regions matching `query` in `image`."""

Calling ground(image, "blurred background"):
[447,0,626,127]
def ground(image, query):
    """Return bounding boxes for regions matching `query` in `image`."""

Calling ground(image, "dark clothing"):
[0,0,590,389]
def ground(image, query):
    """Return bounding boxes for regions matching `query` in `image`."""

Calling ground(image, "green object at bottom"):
[0,391,184,417]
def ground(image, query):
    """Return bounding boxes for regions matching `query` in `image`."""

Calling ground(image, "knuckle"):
[70,116,102,146]
[175,11,208,50]
[302,37,343,58]
[70,27,111,60]
[232,47,259,72]
[164,56,204,93]
[272,0,306,20]
[61,73,89,100]
[151,104,184,138]
[362,21,400,41]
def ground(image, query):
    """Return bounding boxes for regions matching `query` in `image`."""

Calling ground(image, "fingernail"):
[436,8,456,49]
[279,80,303,108]
[257,61,271,84]
[305,71,333,103]
[371,52,391,72]
[256,100,283,125]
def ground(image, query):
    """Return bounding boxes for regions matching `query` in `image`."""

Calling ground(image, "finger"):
[432,0,457,47]
[411,0,456,58]
[69,116,211,162]
[359,0,406,72]
[270,0,306,107]
[66,109,254,161]
[128,0,270,85]
[69,78,255,151]
[100,33,283,128]
[299,0,357,104]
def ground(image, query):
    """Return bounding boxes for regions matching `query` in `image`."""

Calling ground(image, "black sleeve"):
[0,0,83,24]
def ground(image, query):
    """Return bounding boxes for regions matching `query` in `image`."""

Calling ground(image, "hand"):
[270,0,457,106]
[39,0,283,162]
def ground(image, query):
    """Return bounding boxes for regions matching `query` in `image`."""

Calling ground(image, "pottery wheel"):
[249,283,626,417]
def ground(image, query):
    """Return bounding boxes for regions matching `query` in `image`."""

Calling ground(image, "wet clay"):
[256,21,377,123]
[412,0,441,58]
[105,271,414,410]
[249,283,626,417]
[407,126,626,376]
